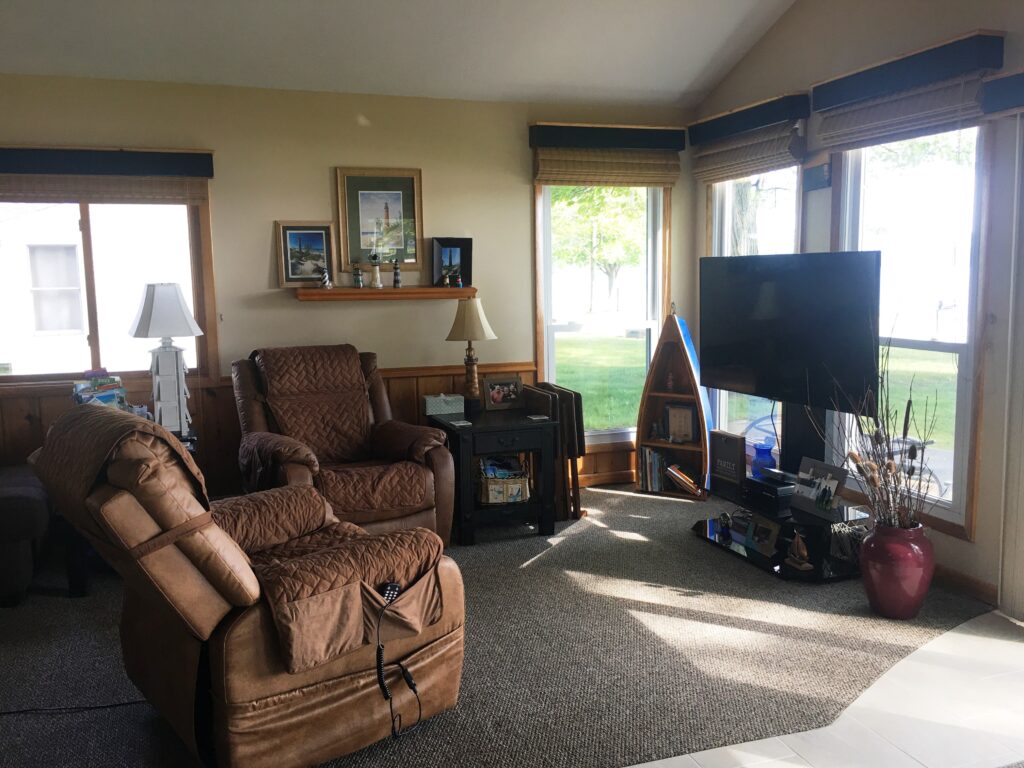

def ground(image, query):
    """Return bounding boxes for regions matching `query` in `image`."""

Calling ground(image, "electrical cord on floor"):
[0,699,146,717]
[375,584,423,738]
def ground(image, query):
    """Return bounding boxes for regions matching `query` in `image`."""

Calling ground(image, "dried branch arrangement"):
[838,347,940,528]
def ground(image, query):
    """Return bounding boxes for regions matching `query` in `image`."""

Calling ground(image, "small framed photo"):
[432,237,473,286]
[336,167,424,273]
[483,374,524,411]
[276,221,336,288]
[665,403,697,443]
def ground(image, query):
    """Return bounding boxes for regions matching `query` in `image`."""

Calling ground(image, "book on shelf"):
[666,464,700,496]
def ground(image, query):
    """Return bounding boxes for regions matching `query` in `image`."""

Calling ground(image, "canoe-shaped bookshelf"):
[636,314,712,499]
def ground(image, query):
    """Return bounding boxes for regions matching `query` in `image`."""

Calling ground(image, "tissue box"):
[424,393,464,415]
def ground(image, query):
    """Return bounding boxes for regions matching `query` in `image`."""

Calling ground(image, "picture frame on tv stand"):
[432,237,472,287]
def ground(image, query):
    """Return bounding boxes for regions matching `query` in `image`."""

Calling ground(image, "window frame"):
[0,191,219,384]
[706,165,803,455]
[835,127,986,534]
[533,183,672,446]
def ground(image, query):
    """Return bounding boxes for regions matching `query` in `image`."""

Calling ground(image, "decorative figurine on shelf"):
[665,372,675,391]
[352,265,364,288]
[441,273,450,287]
[454,273,463,289]
[367,216,385,289]
[392,258,402,289]
[318,266,333,290]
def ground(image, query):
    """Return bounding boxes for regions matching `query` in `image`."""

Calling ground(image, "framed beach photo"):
[336,167,424,273]
[483,375,524,411]
[276,221,337,288]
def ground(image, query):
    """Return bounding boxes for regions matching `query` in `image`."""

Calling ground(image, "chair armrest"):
[368,420,447,463]
[425,445,454,546]
[211,485,335,555]
[239,431,319,492]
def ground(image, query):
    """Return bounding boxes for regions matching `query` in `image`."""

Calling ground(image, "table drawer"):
[474,430,542,454]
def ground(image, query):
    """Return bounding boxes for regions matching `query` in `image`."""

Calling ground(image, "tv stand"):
[779,403,827,473]
[692,491,871,582]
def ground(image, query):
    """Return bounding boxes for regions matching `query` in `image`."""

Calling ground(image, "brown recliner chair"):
[233,344,455,545]
[30,406,465,768]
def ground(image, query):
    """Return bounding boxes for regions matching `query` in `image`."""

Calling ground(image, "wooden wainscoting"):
[0,361,640,497]
[578,440,636,488]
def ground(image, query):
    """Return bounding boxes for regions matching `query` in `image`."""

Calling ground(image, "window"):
[29,245,84,332]
[541,185,664,440]
[709,166,800,450]
[841,127,979,517]
[0,201,199,377]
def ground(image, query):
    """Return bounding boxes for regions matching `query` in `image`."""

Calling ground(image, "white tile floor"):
[630,611,1024,768]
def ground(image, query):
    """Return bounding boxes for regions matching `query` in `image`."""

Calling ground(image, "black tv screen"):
[699,252,880,414]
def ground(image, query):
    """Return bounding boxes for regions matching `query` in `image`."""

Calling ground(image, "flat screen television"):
[699,251,880,414]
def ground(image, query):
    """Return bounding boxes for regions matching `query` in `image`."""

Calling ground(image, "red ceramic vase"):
[860,523,934,619]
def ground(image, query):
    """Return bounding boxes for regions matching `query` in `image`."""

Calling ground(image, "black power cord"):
[0,699,146,717]
[375,582,423,738]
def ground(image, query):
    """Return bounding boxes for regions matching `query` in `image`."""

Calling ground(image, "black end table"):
[429,410,558,545]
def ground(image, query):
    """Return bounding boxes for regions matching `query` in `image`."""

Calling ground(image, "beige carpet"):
[0,487,989,768]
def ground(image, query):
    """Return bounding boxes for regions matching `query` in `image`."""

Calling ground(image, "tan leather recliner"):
[30,406,465,768]
[232,344,455,545]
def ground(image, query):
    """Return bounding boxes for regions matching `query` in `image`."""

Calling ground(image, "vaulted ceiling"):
[0,0,793,107]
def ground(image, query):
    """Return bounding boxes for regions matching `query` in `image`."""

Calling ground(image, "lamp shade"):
[446,298,497,342]
[130,283,204,339]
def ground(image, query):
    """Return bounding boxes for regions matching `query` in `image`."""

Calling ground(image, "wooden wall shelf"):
[295,286,477,302]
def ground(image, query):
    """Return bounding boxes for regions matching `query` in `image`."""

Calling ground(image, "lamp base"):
[463,342,482,419]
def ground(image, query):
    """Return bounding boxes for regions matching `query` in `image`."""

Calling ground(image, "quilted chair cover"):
[30,405,260,639]
[235,343,455,544]
[253,344,373,462]
[30,406,464,768]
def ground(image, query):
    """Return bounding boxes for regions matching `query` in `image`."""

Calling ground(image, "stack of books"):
[73,370,128,409]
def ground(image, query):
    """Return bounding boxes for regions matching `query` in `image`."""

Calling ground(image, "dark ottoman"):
[0,465,50,604]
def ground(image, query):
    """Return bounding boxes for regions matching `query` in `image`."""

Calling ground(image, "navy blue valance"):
[688,94,810,147]
[813,32,1004,112]
[0,147,214,178]
[979,70,1024,115]
[529,124,685,152]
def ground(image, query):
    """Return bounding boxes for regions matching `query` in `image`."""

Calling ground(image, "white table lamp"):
[446,297,497,410]
[130,283,203,434]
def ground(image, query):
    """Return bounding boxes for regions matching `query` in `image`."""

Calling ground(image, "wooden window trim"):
[532,183,674,377]
[0,192,218,383]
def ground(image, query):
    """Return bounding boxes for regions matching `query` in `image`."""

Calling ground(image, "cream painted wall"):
[690,0,1024,597]
[0,73,688,374]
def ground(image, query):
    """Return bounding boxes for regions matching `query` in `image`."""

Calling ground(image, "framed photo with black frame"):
[432,237,472,286]
[275,220,337,288]
[336,167,424,273]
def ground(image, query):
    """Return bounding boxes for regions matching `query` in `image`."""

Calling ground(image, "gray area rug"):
[0,487,989,768]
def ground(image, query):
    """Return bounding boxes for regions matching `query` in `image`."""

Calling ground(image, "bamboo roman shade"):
[0,174,209,204]
[691,121,805,184]
[814,76,985,152]
[534,147,681,187]
[0,147,213,203]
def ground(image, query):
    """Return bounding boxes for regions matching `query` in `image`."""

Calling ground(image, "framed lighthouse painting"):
[336,167,424,273]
